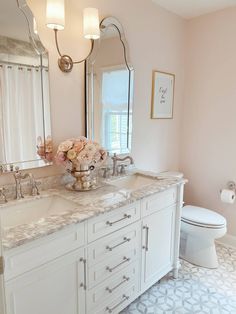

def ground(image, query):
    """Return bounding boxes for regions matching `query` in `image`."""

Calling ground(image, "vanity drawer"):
[87,201,141,243]
[4,222,85,281]
[87,243,138,288]
[87,261,139,313]
[142,187,177,217]
[87,222,140,267]
[93,282,138,314]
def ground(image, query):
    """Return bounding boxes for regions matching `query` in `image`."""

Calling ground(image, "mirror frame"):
[85,16,134,154]
[0,0,52,173]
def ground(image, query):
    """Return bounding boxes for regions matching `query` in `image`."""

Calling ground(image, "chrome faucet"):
[111,153,134,176]
[0,187,7,203]
[13,167,40,199]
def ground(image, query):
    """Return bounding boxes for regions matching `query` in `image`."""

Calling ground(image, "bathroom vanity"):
[0,173,185,314]
[0,4,185,313]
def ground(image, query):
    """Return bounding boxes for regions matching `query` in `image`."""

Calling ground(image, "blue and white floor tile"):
[121,244,236,314]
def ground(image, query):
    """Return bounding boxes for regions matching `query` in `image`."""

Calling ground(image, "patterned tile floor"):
[121,244,236,314]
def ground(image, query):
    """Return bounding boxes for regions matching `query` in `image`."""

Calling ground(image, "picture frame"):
[151,70,175,119]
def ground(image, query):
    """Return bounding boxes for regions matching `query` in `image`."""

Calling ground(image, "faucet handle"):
[0,187,8,203]
[101,166,111,179]
[118,164,127,175]
[29,176,41,196]
[32,181,41,196]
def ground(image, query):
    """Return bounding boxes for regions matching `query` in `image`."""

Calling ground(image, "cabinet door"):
[5,248,86,314]
[141,205,175,291]
[0,217,6,314]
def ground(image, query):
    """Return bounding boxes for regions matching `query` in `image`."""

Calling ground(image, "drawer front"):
[87,222,140,267]
[87,262,139,312]
[88,243,138,288]
[4,222,85,281]
[94,282,138,314]
[142,187,177,217]
[87,201,141,243]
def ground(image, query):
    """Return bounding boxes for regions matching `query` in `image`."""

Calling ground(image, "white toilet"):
[180,205,226,268]
[159,171,227,268]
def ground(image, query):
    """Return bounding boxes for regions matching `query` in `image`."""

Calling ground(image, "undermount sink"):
[0,195,77,229]
[110,173,161,190]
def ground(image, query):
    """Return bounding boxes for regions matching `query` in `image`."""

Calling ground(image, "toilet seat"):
[182,205,226,229]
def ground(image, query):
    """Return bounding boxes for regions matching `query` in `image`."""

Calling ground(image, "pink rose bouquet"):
[55,136,107,169]
[37,136,53,162]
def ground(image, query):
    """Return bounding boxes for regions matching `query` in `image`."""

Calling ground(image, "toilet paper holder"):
[226,181,236,191]
[220,181,236,204]
[220,181,236,193]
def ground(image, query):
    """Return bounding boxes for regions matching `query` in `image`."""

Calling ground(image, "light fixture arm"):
[53,29,94,72]
[54,29,62,57]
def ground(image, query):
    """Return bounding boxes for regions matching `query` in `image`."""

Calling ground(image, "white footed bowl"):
[180,220,227,268]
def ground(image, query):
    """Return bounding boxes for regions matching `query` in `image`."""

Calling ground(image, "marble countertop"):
[0,171,186,250]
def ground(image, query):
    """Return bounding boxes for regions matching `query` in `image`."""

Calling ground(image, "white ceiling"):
[152,0,236,19]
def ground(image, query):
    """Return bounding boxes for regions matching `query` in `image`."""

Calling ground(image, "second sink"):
[110,173,161,190]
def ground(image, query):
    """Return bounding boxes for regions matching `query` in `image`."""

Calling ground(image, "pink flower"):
[45,152,53,162]
[55,151,66,165]
[58,140,73,152]
[74,141,84,153]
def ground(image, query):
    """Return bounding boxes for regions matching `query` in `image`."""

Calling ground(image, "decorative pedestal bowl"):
[66,165,99,192]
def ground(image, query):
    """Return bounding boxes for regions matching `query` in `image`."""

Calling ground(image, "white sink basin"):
[111,174,161,190]
[1,195,77,229]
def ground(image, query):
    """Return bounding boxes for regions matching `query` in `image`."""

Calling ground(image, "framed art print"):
[151,70,175,119]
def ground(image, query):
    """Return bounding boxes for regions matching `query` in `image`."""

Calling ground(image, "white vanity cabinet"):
[4,223,87,314]
[5,248,86,314]
[141,205,175,291]
[141,188,178,291]
[2,183,184,314]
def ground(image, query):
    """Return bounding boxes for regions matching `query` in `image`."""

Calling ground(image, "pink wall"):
[1,0,235,239]
[181,8,236,237]
[0,0,186,186]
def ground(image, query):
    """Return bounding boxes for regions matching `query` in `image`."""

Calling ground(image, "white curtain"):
[0,64,48,164]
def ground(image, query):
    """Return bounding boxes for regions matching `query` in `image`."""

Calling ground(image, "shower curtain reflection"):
[0,63,49,165]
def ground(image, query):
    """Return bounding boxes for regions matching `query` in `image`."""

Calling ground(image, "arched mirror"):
[85,17,134,155]
[0,0,52,173]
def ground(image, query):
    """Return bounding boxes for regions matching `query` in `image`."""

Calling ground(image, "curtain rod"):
[0,60,48,69]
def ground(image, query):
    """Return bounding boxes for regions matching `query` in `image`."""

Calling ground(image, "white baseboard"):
[216,234,236,249]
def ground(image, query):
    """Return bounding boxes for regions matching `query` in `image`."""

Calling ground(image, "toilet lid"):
[182,205,226,227]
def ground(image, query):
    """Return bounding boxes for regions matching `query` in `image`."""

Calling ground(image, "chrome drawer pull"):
[79,258,87,290]
[142,226,149,252]
[106,276,130,293]
[106,257,130,273]
[106,294,130,313]
[106,214,131,226]
[106,237,131,251]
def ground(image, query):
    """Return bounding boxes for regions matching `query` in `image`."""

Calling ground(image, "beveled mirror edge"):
[17,0,47,55]
[85,16,134,155]
[0,0,53,174]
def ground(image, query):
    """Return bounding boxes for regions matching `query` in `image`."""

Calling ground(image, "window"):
[101,66,133,154]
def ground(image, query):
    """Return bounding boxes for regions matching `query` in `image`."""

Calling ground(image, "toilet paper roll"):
[220,189,236,204]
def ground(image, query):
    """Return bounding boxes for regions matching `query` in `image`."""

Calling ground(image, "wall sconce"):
[46,0,100,72]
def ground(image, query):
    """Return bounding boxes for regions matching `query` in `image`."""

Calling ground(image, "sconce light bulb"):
[83,8,100,40]
[46,0,65,30]
[33,18,38,34]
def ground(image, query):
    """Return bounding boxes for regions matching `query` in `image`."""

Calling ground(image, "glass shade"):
[46,0,65,30]
[83,8,100,40]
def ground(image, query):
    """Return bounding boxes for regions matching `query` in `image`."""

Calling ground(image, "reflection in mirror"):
[0,0,52,173]
[86,17,134,155]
